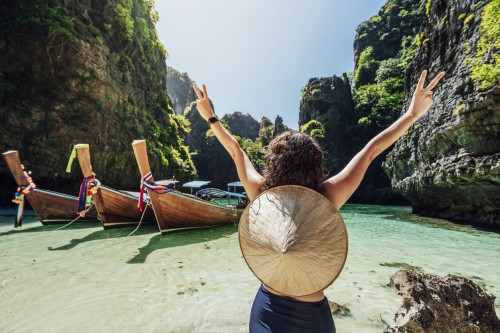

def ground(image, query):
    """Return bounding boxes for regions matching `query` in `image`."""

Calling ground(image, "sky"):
[155,0,387,130]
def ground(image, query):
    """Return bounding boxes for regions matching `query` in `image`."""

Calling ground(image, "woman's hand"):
[193,84,215,121]
[191,83,263,199]
[407,70,445,119]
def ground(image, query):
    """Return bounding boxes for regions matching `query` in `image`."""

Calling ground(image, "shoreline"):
[1,206,498,332]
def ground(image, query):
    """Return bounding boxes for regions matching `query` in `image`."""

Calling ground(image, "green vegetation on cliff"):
[300,120,325,140]
[0,0,194,197]
[467,0,500,89]
[353,0,423,136]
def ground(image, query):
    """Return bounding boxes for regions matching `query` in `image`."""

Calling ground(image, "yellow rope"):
[126,199,151,237]
[55,203,95,231]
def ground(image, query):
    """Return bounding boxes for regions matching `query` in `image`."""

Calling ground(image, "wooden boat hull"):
[73,144,156,229]
[2,150,98,224]
[91,185,156,228]
[26,189,98,225]
[148,190,243,233]
[132,139,243,233]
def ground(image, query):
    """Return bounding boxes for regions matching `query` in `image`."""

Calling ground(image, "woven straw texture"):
[239,185,348,296]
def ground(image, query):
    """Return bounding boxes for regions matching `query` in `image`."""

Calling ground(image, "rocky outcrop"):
[222,111,260,140]
[166,66,196,115]
[298,73,403,203]
[385,269,499,333]
[273,115,288,137]
[184,103,238,189]
[0,1,195,203]
[298,0,424,204]
[383,0,500,228]
[299,74,357,175]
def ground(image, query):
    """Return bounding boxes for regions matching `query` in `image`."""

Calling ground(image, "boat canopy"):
[197,188,248,199]
[156,180,179,186]
[183,180,211,188]
[227,181,243,187]
[226,191,248,199]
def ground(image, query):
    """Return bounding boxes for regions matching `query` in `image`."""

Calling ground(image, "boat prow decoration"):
[2,150,98,225]
[70,144,156,228]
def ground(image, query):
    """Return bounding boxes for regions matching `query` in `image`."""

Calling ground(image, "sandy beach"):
[1,206,498,332]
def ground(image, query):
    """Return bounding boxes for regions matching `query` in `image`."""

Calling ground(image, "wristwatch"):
[207,115,219,126]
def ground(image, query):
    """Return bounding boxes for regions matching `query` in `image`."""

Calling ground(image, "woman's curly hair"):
[259,130,327,193]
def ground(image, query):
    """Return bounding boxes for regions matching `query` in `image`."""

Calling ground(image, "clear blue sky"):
[155,0,387,129]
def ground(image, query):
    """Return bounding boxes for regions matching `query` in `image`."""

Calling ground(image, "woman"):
[193,70,445,332]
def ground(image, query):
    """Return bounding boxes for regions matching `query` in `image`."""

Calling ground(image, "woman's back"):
[192,70,445,332]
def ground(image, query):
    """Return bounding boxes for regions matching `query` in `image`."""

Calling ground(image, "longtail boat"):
[69,144,156,228]
[131,139,245,233]
[2,150,98,226]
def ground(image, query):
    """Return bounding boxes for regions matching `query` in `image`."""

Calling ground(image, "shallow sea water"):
[0,205,498,333]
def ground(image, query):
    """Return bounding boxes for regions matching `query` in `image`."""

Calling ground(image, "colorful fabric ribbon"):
[77,175,100,217]
[66,147,77,173]
[12,169,36,228]
[138,172,172,211]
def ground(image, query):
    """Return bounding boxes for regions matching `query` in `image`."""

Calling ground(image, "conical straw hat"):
[239,185,348,297]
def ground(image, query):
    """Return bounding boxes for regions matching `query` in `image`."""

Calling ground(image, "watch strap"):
[207,115,219,125]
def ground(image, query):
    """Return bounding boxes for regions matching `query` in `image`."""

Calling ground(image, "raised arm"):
[320,70,445,209]
[193,84,262,200]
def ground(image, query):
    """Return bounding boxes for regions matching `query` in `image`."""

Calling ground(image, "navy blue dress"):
[250,285,336,333]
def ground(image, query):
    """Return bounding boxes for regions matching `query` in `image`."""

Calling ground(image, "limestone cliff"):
[221,111,260,140]
[383,0,499,228]
[166,66,196,115]
[299,0,423,204]
[299,74,357,175]
[184,103,239,189]
[0,0,195,203]
[185,103,270,189]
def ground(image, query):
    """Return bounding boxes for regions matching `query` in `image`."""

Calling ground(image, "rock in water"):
[328,300,351,318]
[385,269,500,333]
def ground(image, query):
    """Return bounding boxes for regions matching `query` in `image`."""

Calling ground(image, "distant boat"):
[132,139,246,233]
[2,150,98,225]
[70,144,156,228]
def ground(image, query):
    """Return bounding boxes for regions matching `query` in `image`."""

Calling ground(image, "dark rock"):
[299,74,357,175]
[273,115,288,137]
[185,102,238,189]
[328,300,351,318]
[166,66,197,115]
[222,111,260,140]
[383,0,500,228]
[385,269,500,333]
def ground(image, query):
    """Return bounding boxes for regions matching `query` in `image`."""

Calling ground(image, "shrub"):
[354,46,380,88]
[467,0,500,89]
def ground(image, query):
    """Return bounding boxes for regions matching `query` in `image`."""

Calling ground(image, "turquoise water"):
[0,205,498,332]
